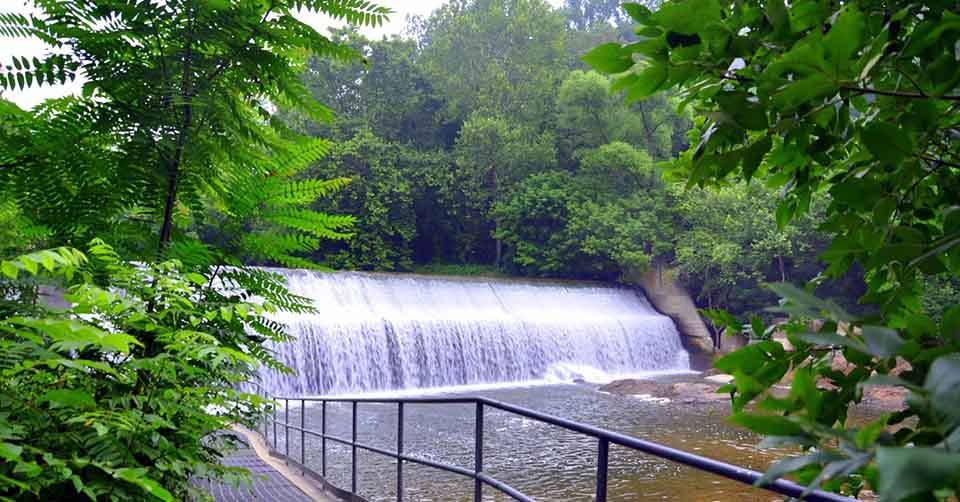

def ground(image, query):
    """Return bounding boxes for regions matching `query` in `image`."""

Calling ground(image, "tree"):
[554,70,618,164]
[307,129,419,271]
[417,0,569,127]
[588,1,960,499]
[453,112,558,265]
[672,183,826,315]
[0,0,388,499]
[495,142,675,280]
[297,28,446,148]
[1,0,387,257]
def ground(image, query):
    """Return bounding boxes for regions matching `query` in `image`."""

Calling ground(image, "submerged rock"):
[598,379,669,396]
[599,378,728,404]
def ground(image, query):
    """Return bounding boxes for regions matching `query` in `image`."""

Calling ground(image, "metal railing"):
[258,394,853,502]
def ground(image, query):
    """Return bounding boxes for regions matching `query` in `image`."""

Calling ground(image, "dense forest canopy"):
[270,0,895,320]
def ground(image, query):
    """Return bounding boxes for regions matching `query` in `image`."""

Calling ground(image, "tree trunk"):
[778,255,787,282]
[491,163,501,267]
[158,9,196,251]
[158,105,192,249]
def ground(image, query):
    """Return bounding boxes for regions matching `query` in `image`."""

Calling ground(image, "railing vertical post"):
[284,398,289,461]
[351,401,358,495]
[321,400,327,478]
[474,401,483,502]
[300,399,305,473]
[397,402,404,502]
[596,438,609,502]
[272,400,277,448]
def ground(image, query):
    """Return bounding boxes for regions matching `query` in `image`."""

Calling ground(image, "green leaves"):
[730,412,806,436]
[649,0,721,35]
[823,5,866,67]
[624,64,668,103]
[860,326,903,359]
[861,123,915,164]
[0,242,291,500]
[582,43,635,74]
[111,468,173,502]
[924,354,960,422]
[876,448,960,502]
[42,389,96,410]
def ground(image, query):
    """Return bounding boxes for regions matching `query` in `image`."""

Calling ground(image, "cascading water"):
[258,270,690,396]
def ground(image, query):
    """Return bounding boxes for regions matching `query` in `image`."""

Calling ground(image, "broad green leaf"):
[773,74,835,111]
[715,92,767,130]
[794,332,864,351]
[767,282,855,321]
[42,389,96,409]
[741,136,772,180]
[19,256,37,274]
[822,5,866,66]
[730,412,806,436]
[0,442,23,461]
[860,325,904,358]
[582,43,633,74]
[876,447,960,502]
[775,202,793,229]
[861,122,914,164]
[924,354,960,421]
[872,197,897,227]
[112,468,174,502]
[756,453,829,487]
[650,0,721,35]
[1,261,18,279]
[621,3,651,23]
[789,0,827,33]
[765,0,789,37]
[13,461,42,478]
[943,305,960,340]
[625,64,668,103]
[100,332,139,353]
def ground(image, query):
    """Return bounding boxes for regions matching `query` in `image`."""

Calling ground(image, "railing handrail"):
[259,393,854,502]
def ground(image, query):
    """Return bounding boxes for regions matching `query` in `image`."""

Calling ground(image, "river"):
[269,381,787,502]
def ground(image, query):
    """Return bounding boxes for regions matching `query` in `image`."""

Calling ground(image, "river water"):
[269,382,785,502]
[256,271,785,500]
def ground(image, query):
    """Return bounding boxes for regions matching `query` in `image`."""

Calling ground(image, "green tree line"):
[274,0,867,319]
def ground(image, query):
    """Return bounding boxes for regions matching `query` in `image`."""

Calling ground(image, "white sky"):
[3,0,564,108]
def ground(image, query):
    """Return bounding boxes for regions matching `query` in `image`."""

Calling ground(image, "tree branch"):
[843,86,960,101]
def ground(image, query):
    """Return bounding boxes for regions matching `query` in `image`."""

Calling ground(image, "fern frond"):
[272,138,333,177]
[292,1,392,28]
[0,11,59,45]
[239,232,320,260]
[0,54,78,90]
[267,177,353,205]
[264,207,354,238]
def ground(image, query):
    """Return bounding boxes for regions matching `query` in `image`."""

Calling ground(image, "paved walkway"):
[201,429,334,502]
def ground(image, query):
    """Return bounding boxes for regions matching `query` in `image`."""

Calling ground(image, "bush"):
[0,242,295,500]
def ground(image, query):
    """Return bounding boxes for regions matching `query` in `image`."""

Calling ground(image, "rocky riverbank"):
[597,370,907,412]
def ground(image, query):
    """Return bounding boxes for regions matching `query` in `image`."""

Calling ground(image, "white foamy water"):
[257,270,690,396]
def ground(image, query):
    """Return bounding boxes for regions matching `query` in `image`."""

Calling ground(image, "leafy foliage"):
[1,0,387,499]
[0,242,296,501]
[588,0,960,499]
[0,0,384,259]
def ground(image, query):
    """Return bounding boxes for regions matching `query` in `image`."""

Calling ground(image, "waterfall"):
[258,270,690,396]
